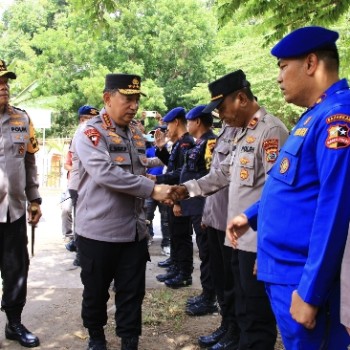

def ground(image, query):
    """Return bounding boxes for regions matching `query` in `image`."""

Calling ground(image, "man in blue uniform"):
[168,105,217,314]
[227,26,350,350]
[149,107,195,285]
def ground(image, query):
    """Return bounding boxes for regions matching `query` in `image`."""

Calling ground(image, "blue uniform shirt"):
[245,79,350,306]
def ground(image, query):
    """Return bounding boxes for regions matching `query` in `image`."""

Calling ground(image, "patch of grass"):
[143,289,195,331]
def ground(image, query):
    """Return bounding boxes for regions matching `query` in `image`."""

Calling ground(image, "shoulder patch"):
[84,128,101,147]
[325,124,350,149]
[263,139,279,163]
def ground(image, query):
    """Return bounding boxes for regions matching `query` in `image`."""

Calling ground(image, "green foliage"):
[215,0,350,44]
[1,0,350,139]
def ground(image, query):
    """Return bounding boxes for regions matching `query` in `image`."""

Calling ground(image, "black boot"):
[121,336,139,350]
[87,328,107,350]
[156,265,178,282]
[5,310,40,348]
[207,325,239,350]
[185,297,218,316]
[198,324,227,347]
[5,323,40,348]
[164,272,192,289]
[157,257,173,268]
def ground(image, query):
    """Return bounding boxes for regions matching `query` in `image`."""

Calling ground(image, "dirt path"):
[0,189,212,349]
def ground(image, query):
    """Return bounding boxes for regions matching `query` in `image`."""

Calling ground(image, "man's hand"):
[154,129,167,149]
[151,184,171,201]
[346,327,350,335]
[290,290,318,329]
[167,185,189,202]
[226,213,250,248]
[27,203,42,226]
[146,174,157,182]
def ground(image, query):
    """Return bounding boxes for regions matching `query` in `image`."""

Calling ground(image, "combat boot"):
[156,265,178,282]
[157,257,173,268]
[164,272,192,289]
[207,325,239,350]
[87,328,107,350]
[185,297,218,316]
[121,336,139,350]
[5,310,40,348]
[198,323,227,348]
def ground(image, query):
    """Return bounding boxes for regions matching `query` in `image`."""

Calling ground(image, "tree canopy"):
[1,0,350,137]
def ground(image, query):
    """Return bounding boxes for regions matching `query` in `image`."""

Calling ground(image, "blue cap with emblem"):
[271,26,339,59]
[162,107,186,123]
[78,105,99,119]
[186,104,213,125]
[203,70,250,114]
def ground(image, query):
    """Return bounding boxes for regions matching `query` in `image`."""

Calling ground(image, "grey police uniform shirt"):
[201,125,237,232]
[74,109,155,243]
[0,105,40,223]
[185,107,289,252]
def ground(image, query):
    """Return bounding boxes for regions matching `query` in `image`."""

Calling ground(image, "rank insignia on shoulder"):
[247,117,259,129]
[84,128,101,146]
[325,123,350,149]
[303,116,312,125]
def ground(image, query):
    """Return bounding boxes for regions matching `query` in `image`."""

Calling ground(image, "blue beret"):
[271,26,339,59]
[187,105,213,125]
[78,105,99,118]
[162,107,186,123]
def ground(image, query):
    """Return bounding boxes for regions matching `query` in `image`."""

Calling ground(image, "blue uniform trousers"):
[77,235,149,338]
[265,282,350,350]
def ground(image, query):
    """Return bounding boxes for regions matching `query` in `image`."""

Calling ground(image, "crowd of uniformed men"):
[0,24,349,350]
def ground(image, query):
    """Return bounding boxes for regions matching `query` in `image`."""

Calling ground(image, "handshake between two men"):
[151,183,189,206]
[151,182,251,250]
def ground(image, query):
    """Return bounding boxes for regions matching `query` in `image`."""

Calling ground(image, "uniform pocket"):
[237,152,255,186]
[268,136,304,186]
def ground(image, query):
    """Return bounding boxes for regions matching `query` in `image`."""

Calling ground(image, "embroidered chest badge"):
[325,124,350,149]
[240,157,249,165]
[240,168,249,180]
[115,156,125,163]
[279,158,290,174]
[246,136,256,144]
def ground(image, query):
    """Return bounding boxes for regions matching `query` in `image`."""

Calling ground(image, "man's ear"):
[103,91,111,105]
[305,53,318,74]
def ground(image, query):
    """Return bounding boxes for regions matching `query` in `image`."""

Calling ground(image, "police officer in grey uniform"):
[197,124,240,348]
[0,60,42,348]
[169,70,289,350]
[74,73,169,350]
